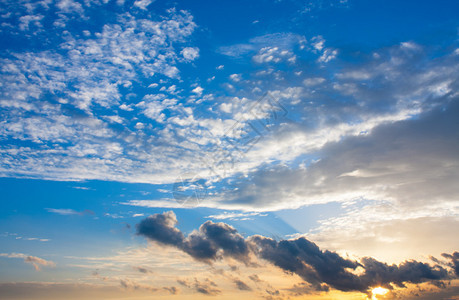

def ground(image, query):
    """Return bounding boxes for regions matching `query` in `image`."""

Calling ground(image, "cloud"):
[233,278,252,291]
[253,47,296,64]
[162,286,179,294]
[56,0,83,14]
[137,212,457,294]
[219,33,306,58]
[133,0,153,10]
[120,278,157,292]
[248,274,262,283]
[18,14,44,31]
[187,220,250,262]
[137,211,250,263]
[210,86,459,211]
[46,208,94,216]
[205,211,266,221]
[229,73,242,82]
[0,5,204,185]
[442,252,459,276]
[0,253,55,271]
[133,266,151,273]
[137,211,185,246]
[177,278,221,295]
[318,48,338,63]
[191,86,203,96]
[181,47,200,61]
[303,77,325,86]
[1,22,458,200]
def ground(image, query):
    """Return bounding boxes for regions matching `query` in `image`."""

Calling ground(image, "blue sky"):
[1,0,459,299]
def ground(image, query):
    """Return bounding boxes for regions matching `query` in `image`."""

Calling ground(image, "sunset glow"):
[1,0,459,299]
[371,287,389,299]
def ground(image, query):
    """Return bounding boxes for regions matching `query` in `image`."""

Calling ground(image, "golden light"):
[371,287,389,299]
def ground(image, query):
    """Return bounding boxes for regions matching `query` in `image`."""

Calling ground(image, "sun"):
[371,287,389,299]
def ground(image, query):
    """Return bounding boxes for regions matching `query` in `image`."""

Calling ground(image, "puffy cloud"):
[318,48,338,63]
[229,73,241,82]
[1,25,458,197]
[137,212,457,293]
[181,47,200,61]
[137,211,250,263]
[0,5,203,185]
[133,0,153,10]
[137,211,184,246]
[253,47,296,64]
[191,86,203,96]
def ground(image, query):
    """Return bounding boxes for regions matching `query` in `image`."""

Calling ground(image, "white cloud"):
[56,0,83,14]
[311,35,325,51]
[303,77,325,86]
[400,41,421,51]
[318,48,338,63]
[46,208,80,215]
[220,33,306,58]
[181,47,199,61]
[229,74,241,82]
[133,0,153,10]
[192,86,203,96]
[253,47,296,64]
[18,14,43,31]
[205,211,266,220]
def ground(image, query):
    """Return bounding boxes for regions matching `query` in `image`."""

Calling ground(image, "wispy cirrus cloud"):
[0,253,55,271]
[46,208,94,216]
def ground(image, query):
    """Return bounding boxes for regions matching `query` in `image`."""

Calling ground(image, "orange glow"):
[371,287,389,299]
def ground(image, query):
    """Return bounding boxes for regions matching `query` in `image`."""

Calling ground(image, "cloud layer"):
[137,211,457,294]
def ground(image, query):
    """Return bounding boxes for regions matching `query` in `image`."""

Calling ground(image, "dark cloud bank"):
[137,211,459,294]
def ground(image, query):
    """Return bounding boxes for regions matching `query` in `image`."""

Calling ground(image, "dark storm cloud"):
[441,252,459,276]
[251,236,449,292]
[136,211,184,246]
[358,257,448,289]
[248,235,357,291]
[138,212,458,293]
[137,211,249,263]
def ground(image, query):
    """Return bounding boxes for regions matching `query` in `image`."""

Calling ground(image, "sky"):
[1,0,459,299]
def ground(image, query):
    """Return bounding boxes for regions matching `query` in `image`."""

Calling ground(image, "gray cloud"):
[441,252,459,276]
[137,211,250,263]
[218,95,459,212]
[233,278,252,291]
[177,278,221,296]
[133,266,151,274]
[137,212,457,294]
[136,211,184,246]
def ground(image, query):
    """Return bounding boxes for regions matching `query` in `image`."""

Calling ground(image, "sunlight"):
[371,287,389,300]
